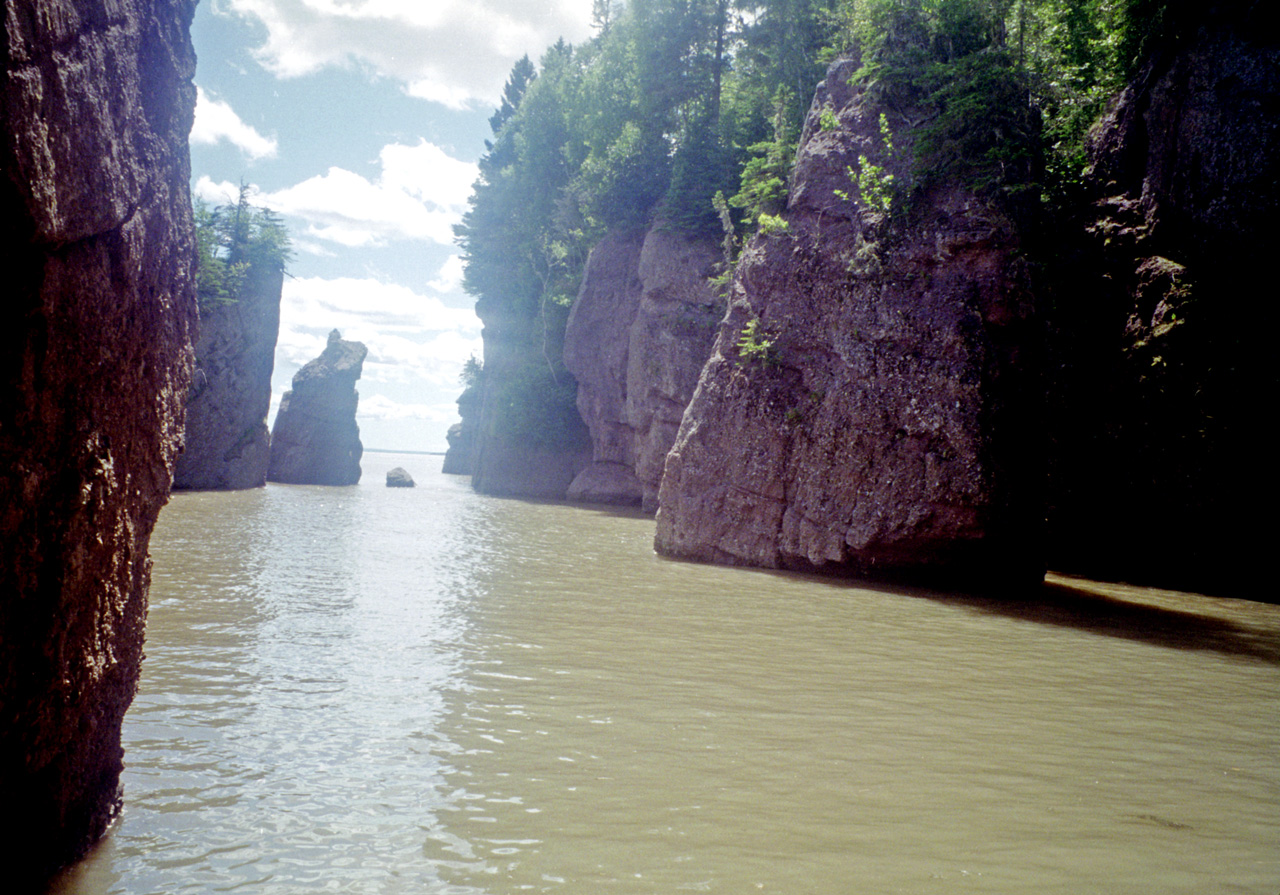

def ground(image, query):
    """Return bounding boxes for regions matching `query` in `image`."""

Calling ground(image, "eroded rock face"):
[173,264,283,490]
[563,223,724,509]
[441,420,474,475]
[0,0,197,881]
[655,58,1042,587]
[564,229,646,504]
[1046,4,1279,594]
[267,330,367,486]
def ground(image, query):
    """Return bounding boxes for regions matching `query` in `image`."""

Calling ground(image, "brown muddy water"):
[49,452,1279,894]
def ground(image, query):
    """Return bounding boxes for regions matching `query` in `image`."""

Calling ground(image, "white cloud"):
[276,275,482,388]
[428,254,466,294]
[259,141,478,248]
[283,275,480,336]
[193,175,246,206]
[224,0,595,108]
[358,394,460,423]
[191,86,278,159]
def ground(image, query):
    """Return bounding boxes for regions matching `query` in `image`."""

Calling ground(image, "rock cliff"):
[267,330,367,486]
[563,230,646,503]
[173,263,283,490]
[1045,3,1279,594]
[655,58,1042,586]
[0,0,197,881]
[563,224,724,509]
[465,287,592,499]
[441,389,478,475]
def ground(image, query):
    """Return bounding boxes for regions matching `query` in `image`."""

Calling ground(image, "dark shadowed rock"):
[464,263,591,498]
[1046,3,1280,595]
[173,264,283,490]
[386,467,415,488]
[655,57,1042,588]
[267,330,367,486]
[0,0,198,882]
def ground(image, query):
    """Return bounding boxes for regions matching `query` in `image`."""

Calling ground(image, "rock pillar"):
[0,0,198,881]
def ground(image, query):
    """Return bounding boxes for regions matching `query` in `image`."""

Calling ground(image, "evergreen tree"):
[194,183,290,310]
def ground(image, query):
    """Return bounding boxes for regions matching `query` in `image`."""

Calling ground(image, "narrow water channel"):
[50,453,1280,894]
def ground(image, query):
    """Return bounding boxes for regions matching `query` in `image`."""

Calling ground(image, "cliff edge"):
[0,0,197,881]
[173,263,283,490]
[563,223,724,510]
[1046,3,1279,594]
[655,57,1043,587]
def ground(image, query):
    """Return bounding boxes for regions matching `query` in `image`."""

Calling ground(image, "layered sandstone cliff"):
[0,0,197,881]
[268,330,367,486]
[173,263,283,490]
[563,224,724,510]
[655,58,1042,586]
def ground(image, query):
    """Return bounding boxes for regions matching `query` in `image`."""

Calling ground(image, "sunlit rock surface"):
[267,329,367,486]
[656,57,1043,587]
[564,223,724,510]
[0,0,198,881]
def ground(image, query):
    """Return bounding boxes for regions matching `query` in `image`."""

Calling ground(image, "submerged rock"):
[386,467,415,488]
[655,57,1042,587]
[267,330,367,486]
[173,264,283,490]
[0,0,198,881]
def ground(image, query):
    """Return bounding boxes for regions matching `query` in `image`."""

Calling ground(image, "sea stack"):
[173,262,283,490]
[267,330,367,485]
[0,0,198,882]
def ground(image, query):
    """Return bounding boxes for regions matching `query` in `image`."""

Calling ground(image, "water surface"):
[50,453,1280,893]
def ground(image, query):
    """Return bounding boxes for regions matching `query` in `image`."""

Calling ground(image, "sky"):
[189,0,598,451]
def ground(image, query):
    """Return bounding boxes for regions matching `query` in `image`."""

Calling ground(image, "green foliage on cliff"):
[735,317,776,365]
[455,1,841,454]
[454,0,1162,453]
[195,184,291,310]
[488,362,590,450]
[457,1,1145,296]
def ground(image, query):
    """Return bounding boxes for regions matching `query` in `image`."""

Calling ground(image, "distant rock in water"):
[267,330,367,485]
[173,264,282,490]
[0,0,198,882]
[386,467,415,488]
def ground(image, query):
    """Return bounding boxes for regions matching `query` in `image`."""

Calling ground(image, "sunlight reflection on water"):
[48,453,1280,894]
